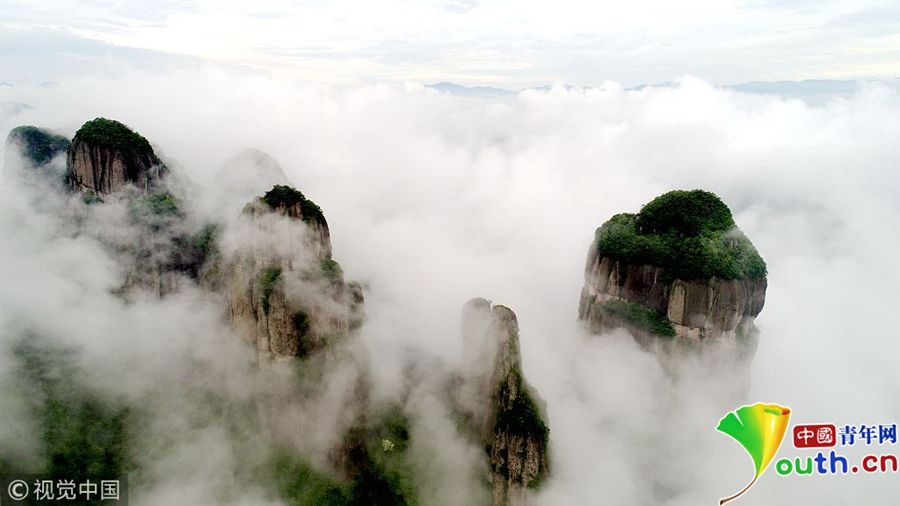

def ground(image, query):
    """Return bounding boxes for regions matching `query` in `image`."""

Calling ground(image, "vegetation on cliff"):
[172,223,221,280]
[271,452,351,506]
[274,408,417,506]
[142,192,181,217]
[189,223,219,257]
[320,258,343,283]
[496,369,549,451]
[595,190,766,280]
[127,193,183,234]
[494,368,549,488]
[81,191,104,205]
[636,189,735,236]
[9,338,130,482]
[7,126,71,166]
[601,299,676,338]
[260,266,283,316]
[343,409,417,506]
[262,185,325,224]
[73,118,154,157]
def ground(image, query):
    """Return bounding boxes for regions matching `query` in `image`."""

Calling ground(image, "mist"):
[1,70,899,505]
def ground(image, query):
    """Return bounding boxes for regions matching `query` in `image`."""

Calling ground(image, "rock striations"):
[66,118,166,194]
[578,190,767,358]
[461,298,550,506]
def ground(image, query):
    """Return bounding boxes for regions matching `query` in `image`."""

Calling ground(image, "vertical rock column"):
[462,299,550,506]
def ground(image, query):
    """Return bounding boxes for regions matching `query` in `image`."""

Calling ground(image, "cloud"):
[1,70,899,504]
[3,1,900,86]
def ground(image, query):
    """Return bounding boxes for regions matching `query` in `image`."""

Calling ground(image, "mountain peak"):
[579,189,767,349]
[67,117,166,194]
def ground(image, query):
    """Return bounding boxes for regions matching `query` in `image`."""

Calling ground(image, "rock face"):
[227,184,363,361]
[243,185,334,260]
[579,255,767,342]
[66,118,166,194]
[119,194,219,296]
[578,190,767,351]
[461,298,550,506]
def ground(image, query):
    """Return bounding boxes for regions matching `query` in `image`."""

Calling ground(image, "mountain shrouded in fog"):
[0,113,770,505]
[6,1,900,502]
[578,190,767,387]
[1,117,557,505]
[1,75,899,505]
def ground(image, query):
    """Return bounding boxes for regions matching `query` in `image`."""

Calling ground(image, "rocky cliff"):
[7,119,360,353]
[243,184,334,260]
[6,116,560,503]
[578,190,767,351]
[227,184,363,361]
[66,118,166,194]
[118,193,219,296]
[6,119,215,296]
[3,117,423,505]
[579,256,767,342]
[461,298,550,505]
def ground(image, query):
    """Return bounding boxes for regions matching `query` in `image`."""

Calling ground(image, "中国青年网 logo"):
[716,402,898,504]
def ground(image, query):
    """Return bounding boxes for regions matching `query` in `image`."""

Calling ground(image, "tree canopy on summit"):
[595,189,766,280]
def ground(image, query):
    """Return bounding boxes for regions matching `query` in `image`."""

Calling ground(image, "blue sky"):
[1,0,899,87]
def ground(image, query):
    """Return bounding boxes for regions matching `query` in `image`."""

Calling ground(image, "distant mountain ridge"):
[428,78,900,103]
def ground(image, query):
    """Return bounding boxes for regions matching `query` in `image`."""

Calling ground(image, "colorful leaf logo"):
[716,402,791,505]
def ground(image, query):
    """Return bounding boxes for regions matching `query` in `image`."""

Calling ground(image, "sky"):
[2,0,900,87]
